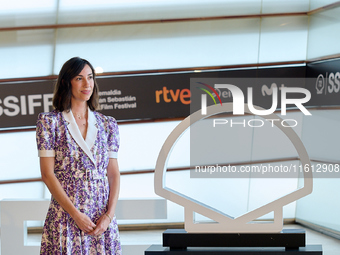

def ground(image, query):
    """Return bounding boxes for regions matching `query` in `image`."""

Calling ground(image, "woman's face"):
[70,64,94,104]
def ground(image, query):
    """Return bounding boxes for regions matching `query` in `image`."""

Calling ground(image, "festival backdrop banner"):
[0,66,309,130]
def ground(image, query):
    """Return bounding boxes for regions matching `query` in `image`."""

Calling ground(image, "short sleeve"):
[36,113,56,157]
[107,117,120,158]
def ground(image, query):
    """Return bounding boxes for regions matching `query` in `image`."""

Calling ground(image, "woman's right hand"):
[40,157,97,235]
[73,211,97,234]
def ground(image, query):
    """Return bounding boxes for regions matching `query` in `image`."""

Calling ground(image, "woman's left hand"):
[88,213,111,236]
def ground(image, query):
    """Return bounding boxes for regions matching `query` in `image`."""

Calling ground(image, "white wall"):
[295,109,340,233]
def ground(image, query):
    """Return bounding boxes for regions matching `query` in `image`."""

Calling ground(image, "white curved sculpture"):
[154,103,313,233]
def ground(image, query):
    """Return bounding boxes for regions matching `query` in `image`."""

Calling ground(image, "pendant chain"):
[73,110,87,126]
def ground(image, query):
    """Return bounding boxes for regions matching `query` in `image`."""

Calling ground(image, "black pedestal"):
[144,229,323,255]
[163,229,306,250]
[145,245,323,254]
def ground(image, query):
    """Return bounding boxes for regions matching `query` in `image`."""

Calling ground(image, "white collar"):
[62,108,98,166]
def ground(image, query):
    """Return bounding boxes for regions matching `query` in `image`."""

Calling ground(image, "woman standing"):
[36,57,121,254]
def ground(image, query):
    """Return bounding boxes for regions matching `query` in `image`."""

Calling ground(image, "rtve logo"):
[155,86,191,105]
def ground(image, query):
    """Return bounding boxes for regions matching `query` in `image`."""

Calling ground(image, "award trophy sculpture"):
[145,103,322,254]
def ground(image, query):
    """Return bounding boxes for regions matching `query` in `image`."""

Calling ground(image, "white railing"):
[0,199,167,255]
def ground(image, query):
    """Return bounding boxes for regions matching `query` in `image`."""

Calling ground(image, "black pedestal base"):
[145,229,323,254]
[163,229,306,250]
[145,244,323,254]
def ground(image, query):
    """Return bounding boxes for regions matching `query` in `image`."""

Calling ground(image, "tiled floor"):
[26,224,340,254]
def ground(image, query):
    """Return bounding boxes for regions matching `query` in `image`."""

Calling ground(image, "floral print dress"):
[36,109,122,254]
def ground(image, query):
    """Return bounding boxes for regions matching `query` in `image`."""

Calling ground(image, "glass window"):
[0,30,54,79]
[259,16,308,63]
[262,0,309,13]
[54,18,261,74]
[0,131,40,181]
[58,0,262,24]
[307,8,340,60]
[309,0,339,10]
[0,0,57,27]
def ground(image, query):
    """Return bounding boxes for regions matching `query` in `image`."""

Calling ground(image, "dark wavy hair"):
[52,57,99,112]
